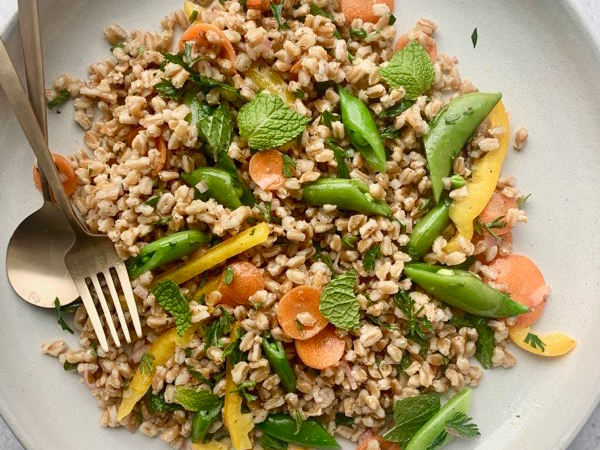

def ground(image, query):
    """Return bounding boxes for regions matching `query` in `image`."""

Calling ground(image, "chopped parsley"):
[188,9,198,23]
[341,234,358,249]
[471,28,478,48]
[394,290,433,350]
[223,266,234,285]
[517,193,531,207]
[524,332,546,352]
[47,89,70,109]
[350,28,368,40]
[321,110,341,129]
[270,3,288,31]
[474,215,506,239]
[362,244,382,272]
[54,297,74,334]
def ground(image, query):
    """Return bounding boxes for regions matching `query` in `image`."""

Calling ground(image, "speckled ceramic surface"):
[0,1,599,450]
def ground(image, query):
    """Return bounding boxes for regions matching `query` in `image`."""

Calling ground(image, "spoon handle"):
[18,0,52,201]
[0,38,87,236]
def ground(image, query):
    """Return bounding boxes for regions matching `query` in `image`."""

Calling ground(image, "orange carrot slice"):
[276,286,328,340]
[295,325,345,370]
[218,262,265,305]
[247,0,271,10]
[487,254,548,328]
[357,433,401,450]
[151,137,168,177]
[341,0,394,24]
[395,34,437,60]
[179,23,236,66]
[474,231,512,264]
[248,150,285,191]
[478,191,518,236]
[33,153,78,196]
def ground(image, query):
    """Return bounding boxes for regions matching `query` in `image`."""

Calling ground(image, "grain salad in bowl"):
[38,0,576,449]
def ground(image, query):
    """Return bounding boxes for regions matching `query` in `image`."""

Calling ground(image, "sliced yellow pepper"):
[246,62,296,106]
[193,275,221,302]
[223,324,254,450]
[509,326,576,357]
[117,324,199,420]
[192,440,231,450]
[183,0,203,21]
[153,223,269,286]
[445,101,510,253]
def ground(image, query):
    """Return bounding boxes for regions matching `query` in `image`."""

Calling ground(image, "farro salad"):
[38,1,576,450]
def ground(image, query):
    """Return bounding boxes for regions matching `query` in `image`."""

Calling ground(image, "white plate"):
[1,1,599,449]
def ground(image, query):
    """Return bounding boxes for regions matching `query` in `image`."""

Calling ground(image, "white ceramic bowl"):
[0,1,599,449]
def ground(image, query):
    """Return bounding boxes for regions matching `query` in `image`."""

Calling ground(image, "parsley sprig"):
[474,215,506,239]
[394,291,433,350]
[524,332,546,352]
[362,244,382,272]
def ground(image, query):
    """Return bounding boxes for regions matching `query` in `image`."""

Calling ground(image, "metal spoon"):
[5,0,78,307]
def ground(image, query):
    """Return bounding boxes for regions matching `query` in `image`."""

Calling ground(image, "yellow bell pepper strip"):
[509,326,576,357]
[246,61,296,106]
[183,0,203,21]
[192,439,231,450]
[153,223,269,286]
[117,324,199,420]
[445,101,510,253]
[193,275,221,303]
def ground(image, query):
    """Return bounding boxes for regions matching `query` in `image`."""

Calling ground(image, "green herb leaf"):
[324,138,351,179]
[145,195,160,207]
[348,52,355,63]
[380,127,402,140]
[260,434,288,450]
[223,325,246,365]
[173,386,222,412]
[47,89,71,109]
[362,244,381,272]
[270,3,288,31]
[232,380,258,402]
[154,79,184,101]
[309,4,333,20]
[313,242,336,275]
[393,291,433,348]
[54,298,74,334]
[257,201,273,223]
[474,215,506,239]
[155,216,171,226]
[223,266,234,285]
[188,366,213,386]
[341,234,358,249]
[471,28,478,48]
[294,90,305,99]
[388,14,397,25]
[524,332,546,352]
[63,361,78,371]
[425,430,448,450]
[445,412,481,438]
[140,353,155,375]
[237,93,309,149]
[188,9,198,23]
[379,41,435,100]
[517,193,531,207]
[321,110,341,129]
[379,100,414,118]
[350,28,368,40]
[205,309,234,348]
[319,270,360,330]
[282,154,296,178]
[471,317,494,369]
[147,391,183,413]
[151,280,193,337]
[384,394,441,445]
[198,105,234,162]
[335,413,354,427]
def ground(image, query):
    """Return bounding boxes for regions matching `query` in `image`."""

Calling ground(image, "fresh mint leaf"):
[471,317,494,369]
[173,386,222,412]
[524,332,546,352]
[471,28,478,48]
[379,100,414,118]
[362,244,381,272]
[319,270,360,330]
[140,353,155,375]
[199,105,234,162]
[47,89,70,109]
[54,298,74,334]
[238,93,308,150]
[445,412,480,438]
[147,391,182,413]
[325,138,351,178]
[379,41,435,100]
[152,280,192,337]
[271,3,288,31]
[205,309,234,348]
[383,394,440,446]
[282,154,296,178]
[154,79,184,101]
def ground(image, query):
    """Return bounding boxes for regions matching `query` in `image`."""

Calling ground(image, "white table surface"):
[0,0,598,449]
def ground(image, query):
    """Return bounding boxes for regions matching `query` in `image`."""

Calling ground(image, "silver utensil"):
[0,38,142,352]
[5,0,78,307]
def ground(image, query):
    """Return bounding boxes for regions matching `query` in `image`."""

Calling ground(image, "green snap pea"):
[257,414,341,450]
[405,388,472,450]
[338,86,387,173]
[403,263,529,318]
[262,335,296,393]
[407,197,451,260]
[302,178,391,217]
[126,230,211,279]
[182,167,244,209]
[191,403,222,443]
[425,92,502,202]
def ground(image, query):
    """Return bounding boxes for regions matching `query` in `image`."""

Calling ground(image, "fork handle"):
[0,38,88,236]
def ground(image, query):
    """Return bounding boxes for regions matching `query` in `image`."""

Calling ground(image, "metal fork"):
[0,35,142,352]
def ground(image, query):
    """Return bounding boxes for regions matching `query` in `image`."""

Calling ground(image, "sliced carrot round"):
[474,231,512,264]
[341,0,394,24]
[33,153,78,196]
[151,137,168,177]
[178,23,236,66]
[357,434,400,450]
[218,262,265,305]
[295,325,345,370]
[276,286,328,340]
[395,34,437,60]
[247,0,271,10]
[248,150,285,191]
[478,191,518,236]
[486,254,548,327]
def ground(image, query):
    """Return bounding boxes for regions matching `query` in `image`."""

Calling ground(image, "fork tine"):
[103,269,131,344]
[115,261,142,338]
[73,277,109,352]
[90,274,121,348]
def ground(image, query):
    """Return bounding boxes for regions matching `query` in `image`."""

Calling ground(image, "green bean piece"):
[126,230,211,279]
[257,414,341,450]
[425,92,502,202]
[182,167,244,209]
[403,263,529,318]
[191,404,222,443]
[302,178,391,217]
[405,388,472,450]
[262,335,297,393]
[407,197,451,260]
[338,86,387,173]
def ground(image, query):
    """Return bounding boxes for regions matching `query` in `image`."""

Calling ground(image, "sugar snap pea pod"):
[126,230,211,279]
[404,263,529,318]
[405,388,473,450]
[182,167,244,209]
[262,335,297,393]
[407,197,451,260]
[257,414,341,450]
[191,403,222,443]
[425,92,502,203]
[302,178,391,217]
[338,86,387,173]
